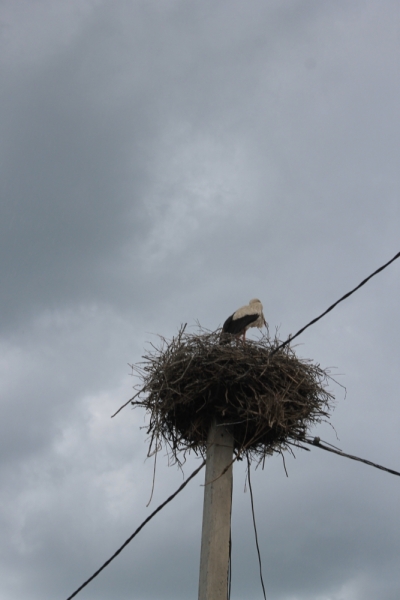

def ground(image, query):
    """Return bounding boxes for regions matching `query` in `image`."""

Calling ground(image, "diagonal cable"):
[65,460,206,600]
[271,250,400,355]
[304,438,400,476]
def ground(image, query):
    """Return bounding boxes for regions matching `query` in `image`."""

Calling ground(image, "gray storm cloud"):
[1,1,399,599]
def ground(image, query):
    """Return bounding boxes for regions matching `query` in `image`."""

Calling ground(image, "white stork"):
[221,299,267,341]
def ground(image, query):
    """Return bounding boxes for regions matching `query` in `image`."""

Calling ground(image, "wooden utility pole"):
[198,419,234,600]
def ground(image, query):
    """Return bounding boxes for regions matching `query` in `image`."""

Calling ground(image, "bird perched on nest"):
[221,299,267,342]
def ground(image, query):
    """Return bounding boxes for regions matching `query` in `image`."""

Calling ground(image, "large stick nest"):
[129,327,335,465]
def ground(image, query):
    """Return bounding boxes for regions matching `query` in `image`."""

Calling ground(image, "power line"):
[228,468,233,600]
[305,437,400,477]
[247,456,267,600]
[65,460,206,600]
[272,250,400,355]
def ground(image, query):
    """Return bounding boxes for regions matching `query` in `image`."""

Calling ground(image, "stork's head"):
[249,298,262,306]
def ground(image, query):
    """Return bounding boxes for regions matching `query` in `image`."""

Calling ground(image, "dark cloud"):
[1,1,400,599]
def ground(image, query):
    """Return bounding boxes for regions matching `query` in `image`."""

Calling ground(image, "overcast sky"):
[1,1,400,599]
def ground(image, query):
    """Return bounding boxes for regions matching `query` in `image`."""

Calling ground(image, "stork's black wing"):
[222,313,259,335]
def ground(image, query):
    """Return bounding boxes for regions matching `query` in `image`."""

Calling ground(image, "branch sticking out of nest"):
[126,326,335,467]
